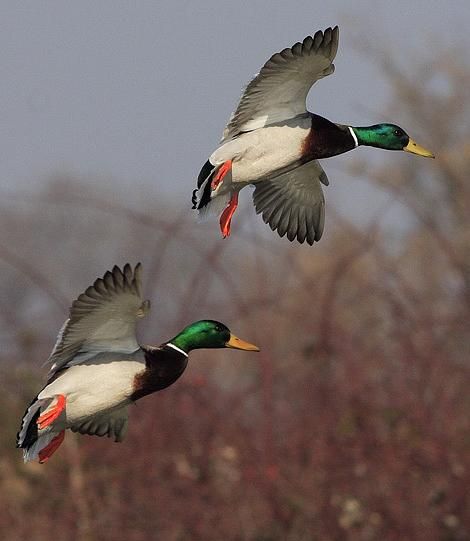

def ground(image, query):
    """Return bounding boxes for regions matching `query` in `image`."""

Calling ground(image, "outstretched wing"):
[252,160,328,245]
[46,263,150,380]
[222,27,339,141]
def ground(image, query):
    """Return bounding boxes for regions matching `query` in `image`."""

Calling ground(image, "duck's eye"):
[394,129,402,136]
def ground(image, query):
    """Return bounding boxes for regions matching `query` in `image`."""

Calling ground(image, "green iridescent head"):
[169,320,260,354]
[351,124,434,157]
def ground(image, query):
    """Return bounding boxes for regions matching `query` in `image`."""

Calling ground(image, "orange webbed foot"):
[37,394,66,430]
[211,160,232,191]
[220,192,239,238]
[39,430,65,464]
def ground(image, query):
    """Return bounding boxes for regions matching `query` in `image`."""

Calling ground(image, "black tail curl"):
[192,159,216,211]
[191,189,198,209]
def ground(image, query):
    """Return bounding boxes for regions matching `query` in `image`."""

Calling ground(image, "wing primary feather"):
[303,35,314,50]
[291,42,303,56]
[313,30,324,51]
[255,188,280,210]
[133,263,142,296]
[103,271,115,291]
[273,198,293,234]
[315,203,326,241]
[263,197,285,224]
[277,205,292,237]
[280,47,293,60]
[94,279,107,295]
[306,209,316,246]
[295,207,307,244]
[123,263,133,286]
[113,266,124,288]
[323,27,332,48]
[330,26,340,59]
[270,204,285,236]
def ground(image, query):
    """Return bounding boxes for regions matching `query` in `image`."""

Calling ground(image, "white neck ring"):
[348,126,359,148]
[166,342,188,357]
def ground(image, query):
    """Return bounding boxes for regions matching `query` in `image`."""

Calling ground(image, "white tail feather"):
[193,175,212,210]
[198,192,231,221]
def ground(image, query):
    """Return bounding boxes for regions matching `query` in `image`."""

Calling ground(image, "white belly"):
[39,358,144,425]
[211,119,310,185]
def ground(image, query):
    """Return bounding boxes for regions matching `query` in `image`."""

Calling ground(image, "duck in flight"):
[192,26,434,245]
[17,264,259,463]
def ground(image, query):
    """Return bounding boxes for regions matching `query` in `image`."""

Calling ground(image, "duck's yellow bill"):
[404,139,435,158]
[226,334,260,352]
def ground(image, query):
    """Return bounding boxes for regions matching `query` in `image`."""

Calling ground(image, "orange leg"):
[220,192,239,238]
[39,430,65,464]
[37,394,66,430]
[211,160,232,190]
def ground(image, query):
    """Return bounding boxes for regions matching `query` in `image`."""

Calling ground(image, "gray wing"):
[70,405,129,442]
[46,263,150,380]
[222,27,339,141]
[252,160,328,245]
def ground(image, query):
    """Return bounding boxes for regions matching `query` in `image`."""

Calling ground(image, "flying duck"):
[192,26,434,245]
[17,263,259,463]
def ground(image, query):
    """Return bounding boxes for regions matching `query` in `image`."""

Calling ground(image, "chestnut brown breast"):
[301,114,356,160]
[131,346,188,401]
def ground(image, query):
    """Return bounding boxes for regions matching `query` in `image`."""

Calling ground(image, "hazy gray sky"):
[1,1,468,217]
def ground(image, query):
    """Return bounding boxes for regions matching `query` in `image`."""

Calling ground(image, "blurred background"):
[1,1,470,540]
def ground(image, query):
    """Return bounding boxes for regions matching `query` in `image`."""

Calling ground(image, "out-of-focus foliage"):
[1,52,469,541]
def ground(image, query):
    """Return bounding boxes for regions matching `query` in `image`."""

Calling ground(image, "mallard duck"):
[17,264,259,463]
[192,26,434,245]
